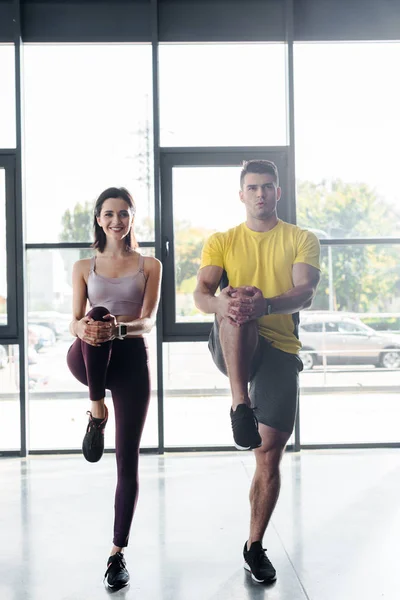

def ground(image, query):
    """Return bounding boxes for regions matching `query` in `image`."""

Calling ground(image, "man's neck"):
[246,214,279,233]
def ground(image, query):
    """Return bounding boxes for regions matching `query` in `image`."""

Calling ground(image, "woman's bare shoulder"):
[143,255,162,272]
[73,257,93,276]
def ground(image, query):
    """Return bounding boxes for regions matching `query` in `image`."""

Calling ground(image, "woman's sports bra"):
[87,255,147,318]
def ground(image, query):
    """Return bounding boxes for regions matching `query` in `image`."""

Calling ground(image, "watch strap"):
[117,324,127,339]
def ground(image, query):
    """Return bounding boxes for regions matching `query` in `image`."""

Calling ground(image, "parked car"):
[299,312,400,370]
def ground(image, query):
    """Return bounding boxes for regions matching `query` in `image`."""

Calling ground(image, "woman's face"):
[97,197,134,242]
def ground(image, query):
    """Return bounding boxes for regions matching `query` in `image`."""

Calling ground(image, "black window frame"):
[0,152,17,339]
[160,147,292,342]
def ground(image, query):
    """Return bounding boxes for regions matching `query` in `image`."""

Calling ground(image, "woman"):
[67,187,162,589]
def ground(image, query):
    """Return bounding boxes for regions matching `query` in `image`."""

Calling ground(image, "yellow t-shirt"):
[200,220,321,354]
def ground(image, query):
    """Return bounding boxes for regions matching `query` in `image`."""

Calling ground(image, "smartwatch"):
[265,299,273,315]
[117,324,127,339]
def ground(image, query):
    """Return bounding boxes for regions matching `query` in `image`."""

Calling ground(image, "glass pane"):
[163,341,294,447]
[173,165,246,323]
[27,248,158,450]
[160,44,287,147]
[295,42,400,238]
[0,44,16,148]
[24,44,154,243]
[300,244,400,444]
[0,345,20,450]
[0,169,7,324]
[163,341,232,446]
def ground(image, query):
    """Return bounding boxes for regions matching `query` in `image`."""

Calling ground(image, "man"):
[193,160,320,583]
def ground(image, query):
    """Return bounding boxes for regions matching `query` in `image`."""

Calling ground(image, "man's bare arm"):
[193,266,251,324]
[193,265,223,315]
[267,262,321,314]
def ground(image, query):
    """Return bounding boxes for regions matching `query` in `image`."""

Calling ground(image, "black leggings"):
[67,306,150,548]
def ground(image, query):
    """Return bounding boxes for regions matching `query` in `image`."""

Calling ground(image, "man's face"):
[239,172,281,221]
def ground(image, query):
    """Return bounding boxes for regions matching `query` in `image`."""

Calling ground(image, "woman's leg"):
[67,306,112,404]
[66,306,112,461]
[106,338,151,551]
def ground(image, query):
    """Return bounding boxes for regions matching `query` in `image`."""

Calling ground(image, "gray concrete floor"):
[1,449,399,600]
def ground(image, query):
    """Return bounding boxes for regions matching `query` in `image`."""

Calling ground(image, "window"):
[0,168,7,324]
[0,156,17,335]
[159,43,287,147]
[295,42,400,238]
[26,248,158,450]
[0,344,20,450]
[0,44,16,148]
[161,149,290,339]
[24,44,154,244]
[338,322,366,334]
[298,243,400,444]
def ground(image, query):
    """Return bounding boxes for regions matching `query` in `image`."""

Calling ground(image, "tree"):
[60,200,93,252]
[174,221,213,289]
[60,179,400,316]
[297,179,400,312]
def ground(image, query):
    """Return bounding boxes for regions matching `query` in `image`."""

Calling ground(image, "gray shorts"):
[208,319,303,434]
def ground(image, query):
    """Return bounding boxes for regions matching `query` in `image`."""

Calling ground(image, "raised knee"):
[87,306,109,321]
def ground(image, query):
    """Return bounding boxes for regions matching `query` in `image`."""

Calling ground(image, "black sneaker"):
[104,552,130,590]
[82,405,108,463]
[230,404,262,450]
[243,541,276,583]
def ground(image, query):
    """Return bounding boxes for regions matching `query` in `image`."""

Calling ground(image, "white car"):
[299,313,400,370]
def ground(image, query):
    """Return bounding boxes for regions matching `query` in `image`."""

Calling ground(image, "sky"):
[1,41,400,245]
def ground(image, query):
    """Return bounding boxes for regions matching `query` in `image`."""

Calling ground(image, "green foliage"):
[60,180,400,316]
[361,316,400,332]
[60,200,94,259]
[297,179,400,312]
[174,221,213,291]
[60,201,93,244]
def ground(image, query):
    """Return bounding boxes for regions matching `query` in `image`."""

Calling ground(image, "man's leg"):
[218,316,259,408]
[216,317,262,450]
[243,345,301,582]
[248,424,290,546]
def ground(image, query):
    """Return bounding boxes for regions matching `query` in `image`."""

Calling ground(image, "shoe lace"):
[104,553,126,578]
[86,411,106,429]
[253,547,270,567]
[85,412,105,449]
[233,405,258,419]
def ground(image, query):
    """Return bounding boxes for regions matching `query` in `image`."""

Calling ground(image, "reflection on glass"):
[26,248,158,450]
[305,244,400,316]
[296,240,400,444]
[160,43,287,147]
[0,169,7,324]
[24,44,154,243]
[163,341,294,447]
[295,42,400,238]
[172,166,245,323]
[163,341,231,447]
[0,44,16,148]
[299,243,400,442]
[299,245,400,391]
[0,345,20,450]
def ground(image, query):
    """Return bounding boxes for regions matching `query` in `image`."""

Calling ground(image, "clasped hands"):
[217,285,265,326]
[78,313,118,347]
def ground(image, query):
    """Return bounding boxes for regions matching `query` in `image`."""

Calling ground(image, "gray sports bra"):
[87,254,146,317]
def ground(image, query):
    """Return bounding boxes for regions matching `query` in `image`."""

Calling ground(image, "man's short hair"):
[240,160,279,189]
